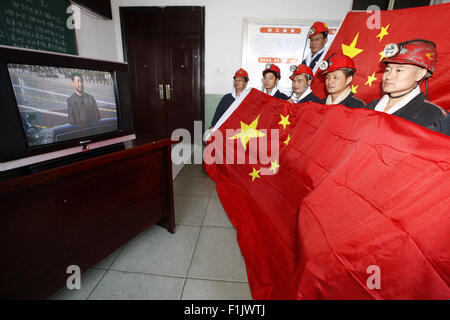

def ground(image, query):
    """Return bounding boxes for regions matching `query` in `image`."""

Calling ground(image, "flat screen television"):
[0,45,135,172]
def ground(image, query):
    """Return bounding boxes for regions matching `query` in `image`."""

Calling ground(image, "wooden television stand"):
[0,138,178,299]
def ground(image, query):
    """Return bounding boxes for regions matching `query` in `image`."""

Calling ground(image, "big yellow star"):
[249,168,261,181]
[269,159,280,174]
[283,134,291,146]
[379,50,386,62]
[351,84,358,94]
[342,32,364,59]
[278,114,290,130]
[376,24,390,42]
[365,72,378,87]
[229,115,266,151]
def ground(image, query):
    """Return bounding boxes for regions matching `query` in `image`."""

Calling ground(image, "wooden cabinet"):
[0,138,176,299]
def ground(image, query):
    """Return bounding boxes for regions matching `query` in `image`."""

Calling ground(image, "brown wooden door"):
[120,7,204,143]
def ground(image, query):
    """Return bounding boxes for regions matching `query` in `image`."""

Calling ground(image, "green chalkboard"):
[0,0,77,55]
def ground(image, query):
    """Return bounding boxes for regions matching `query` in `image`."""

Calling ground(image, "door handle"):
[159,84,164,100]
[166,84,171,100]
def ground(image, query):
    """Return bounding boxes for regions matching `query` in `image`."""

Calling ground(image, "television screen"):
[7,64,119,147]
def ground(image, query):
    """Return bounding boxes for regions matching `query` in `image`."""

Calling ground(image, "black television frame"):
[0,45,135,171]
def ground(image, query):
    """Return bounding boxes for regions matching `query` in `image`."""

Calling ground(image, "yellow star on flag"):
[269,159,280,174]
[351,84,358,94]
[278,114,291,130]
[278,114,290,130]
[365,72,378,87]
[229,115,266,151]
[376,24,390,42]
[249,168,261,181]
[379,50,386,62]
[341,32,364,59]
[283,134,291,146]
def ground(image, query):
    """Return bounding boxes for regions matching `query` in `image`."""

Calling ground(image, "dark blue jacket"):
[321,92,365,109]
[272,89,289,100]
[302,51,324,70]
[211,93,234,128]
[435,116,450,136]
[298,92,323,104]
[365,92,447,129]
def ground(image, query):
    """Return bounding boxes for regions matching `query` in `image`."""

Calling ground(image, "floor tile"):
[173,176,214,197]
[181,279,252,300]
[203,197,232,228]
[110,225,200,277]
[179,164,208,177]
[210,184,219,198]
[92,247,122,270]
[188,227,248,282]
[48,268,106,300]
[174,195,209,226]
[88,270,184,300]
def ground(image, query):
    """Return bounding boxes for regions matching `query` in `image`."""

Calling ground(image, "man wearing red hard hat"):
[319,53,365,108]
[211,68,249,128]
[365,39,448,132]
[288,64,322,104]
[302,21,329,70]
[262,63,289,100]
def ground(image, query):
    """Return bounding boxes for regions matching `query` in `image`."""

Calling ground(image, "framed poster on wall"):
[242,18,341,96]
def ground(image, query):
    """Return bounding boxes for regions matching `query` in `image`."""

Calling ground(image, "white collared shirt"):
[305,48,325,68]
[292,87,312,103]
[231,88,245,99]
[374,86,421,114]
[264,87,278,97]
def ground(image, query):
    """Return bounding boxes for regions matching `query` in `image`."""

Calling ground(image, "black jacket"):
[435,116,450,136]
[365,92,448,129]
[298,92,323,104]
[321,92,365,109]
[302,51,324,70]
[211,93,235,127]
[273,89,289,100]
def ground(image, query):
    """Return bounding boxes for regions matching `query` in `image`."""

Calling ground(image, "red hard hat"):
[308,21,329,38]
[382,39,437,76]
[262,63,281,79]
[319,53,355,75]
[234,68,249,81]
[289,64,313,80]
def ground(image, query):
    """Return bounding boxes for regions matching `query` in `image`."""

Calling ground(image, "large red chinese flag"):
[311,3,450,110]
[204,88,450,299]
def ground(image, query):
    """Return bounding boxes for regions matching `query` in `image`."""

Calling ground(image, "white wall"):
[75,6,119,61]
[76,0,352,93]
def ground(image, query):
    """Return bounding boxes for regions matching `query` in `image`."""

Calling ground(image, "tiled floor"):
[49,164,252,300]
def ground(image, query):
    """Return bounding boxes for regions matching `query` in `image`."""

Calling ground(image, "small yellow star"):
[351,84,358,94]
[379,50,386,62]
[342,32,364,59]
[278,114,291,130]
[249,168,261,181]
[376,24,390,42]
[365,72,378,87]
[229,115,266,151]
[283,134,291,146]
[269,159,280,173]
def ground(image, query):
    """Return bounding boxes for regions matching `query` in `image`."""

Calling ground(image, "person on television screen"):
[67,72,101,126]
